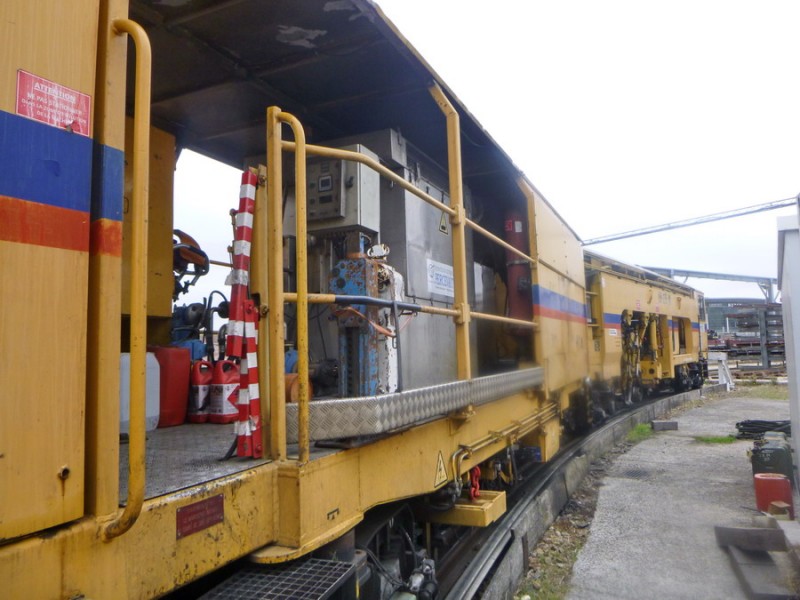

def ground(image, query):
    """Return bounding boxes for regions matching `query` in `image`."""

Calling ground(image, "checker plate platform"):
[286,367,543,443]
[200,559,353,600]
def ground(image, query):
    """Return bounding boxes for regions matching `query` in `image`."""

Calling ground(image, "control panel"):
[306,144,380,234]
[308,159,345,221]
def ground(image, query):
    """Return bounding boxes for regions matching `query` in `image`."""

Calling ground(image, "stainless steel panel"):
[319,129,407,168]
[285,367,543,443]
[379,139,477,389]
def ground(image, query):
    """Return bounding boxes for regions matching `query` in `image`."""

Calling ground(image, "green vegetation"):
[516,535,584,600]
[694,435,737,444]
[627,423,654,444]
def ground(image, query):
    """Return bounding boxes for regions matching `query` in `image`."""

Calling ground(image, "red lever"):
[469,466,481,500]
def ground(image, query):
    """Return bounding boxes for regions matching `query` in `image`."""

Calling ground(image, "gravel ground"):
[514,386,794,600]
[515,442,632,599]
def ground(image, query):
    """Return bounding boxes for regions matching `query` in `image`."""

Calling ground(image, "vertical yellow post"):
[86,0,128,518]
[429,84,471,379]
[266,107,286,460]
[280,113,310,463]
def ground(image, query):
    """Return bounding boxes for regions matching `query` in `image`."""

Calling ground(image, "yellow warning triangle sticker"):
[439,212,449,235]
[434,451,448,487]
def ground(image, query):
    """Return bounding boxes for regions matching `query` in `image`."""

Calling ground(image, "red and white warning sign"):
[16,70,91,136]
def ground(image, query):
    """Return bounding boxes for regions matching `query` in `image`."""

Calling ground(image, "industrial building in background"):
[644,267,784,372]
[706,300,784,370]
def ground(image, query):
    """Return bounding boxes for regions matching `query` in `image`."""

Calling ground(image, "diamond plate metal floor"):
[119,423,268,501]
[199,559,353,600]
[119,424,343,502]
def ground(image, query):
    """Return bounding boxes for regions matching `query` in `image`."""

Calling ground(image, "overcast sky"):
[175,0,800,304]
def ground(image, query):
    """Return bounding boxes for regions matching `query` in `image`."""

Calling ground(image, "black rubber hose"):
[735,419,791,439]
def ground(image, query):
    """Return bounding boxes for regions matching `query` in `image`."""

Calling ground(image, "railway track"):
[440,385,725,599]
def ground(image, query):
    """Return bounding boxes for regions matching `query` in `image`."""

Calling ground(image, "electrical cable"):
[400,527,419,569]
[332,305,396,337]
[400,505,420,568]
[360,547,405,588]
[315,304,328,359]
[735,419,791,439]
[398,313,416,334]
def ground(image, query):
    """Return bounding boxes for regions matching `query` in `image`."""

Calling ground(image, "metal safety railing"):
[103,18,151,541]
[262,84,539,463]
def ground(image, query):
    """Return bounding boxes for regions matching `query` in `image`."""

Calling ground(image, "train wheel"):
[673,365,691,393]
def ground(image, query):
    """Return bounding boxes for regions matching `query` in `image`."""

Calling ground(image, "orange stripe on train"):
[0,195,89,251]
[90,219,122,257]
[533,305,588,324]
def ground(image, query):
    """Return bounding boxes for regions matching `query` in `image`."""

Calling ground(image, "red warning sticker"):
[176,494,224,539]
[16,70,91,136]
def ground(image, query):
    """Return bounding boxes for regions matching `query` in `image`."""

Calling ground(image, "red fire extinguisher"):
[188,360,213,423]
[209,360,239,424]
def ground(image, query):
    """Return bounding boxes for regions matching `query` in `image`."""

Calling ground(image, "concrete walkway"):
[568,393,793,600]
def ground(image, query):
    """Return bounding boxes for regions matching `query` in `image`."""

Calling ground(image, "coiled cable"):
[735,419,791,439]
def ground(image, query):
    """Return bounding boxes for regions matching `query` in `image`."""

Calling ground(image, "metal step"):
[200,559,353,600]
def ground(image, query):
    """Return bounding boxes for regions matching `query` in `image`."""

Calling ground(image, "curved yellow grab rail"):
[266,108,310,463]
[429,83,471,380]
[103,18,151,541]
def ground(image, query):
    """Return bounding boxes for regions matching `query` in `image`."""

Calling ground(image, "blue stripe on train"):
[91,142,124,222]
[532,285,586,318]
[603,315,701,329]
[0,110,92,212]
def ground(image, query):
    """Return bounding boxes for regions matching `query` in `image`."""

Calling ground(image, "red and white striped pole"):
[237,300,262,457]
[225,170,262,457]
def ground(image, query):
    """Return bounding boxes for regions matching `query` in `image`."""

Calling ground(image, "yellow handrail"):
[465,219,535,266]
[281,142,536,269]
[266,107,286,460]
[283,141,536,270]
[283,292,460,318]
[103,18,151,541]
[280,141,456,218]
[266,94,544,455]
[280,114,310,464]
[281,294,532,329]
[470,311,536,329]
[429,83,471,380]
[266,108,311,463]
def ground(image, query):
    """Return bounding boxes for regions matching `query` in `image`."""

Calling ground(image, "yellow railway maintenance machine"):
[585,250,709,410]
[0,2,588,598]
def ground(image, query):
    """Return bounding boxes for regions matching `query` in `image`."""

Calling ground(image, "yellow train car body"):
[585,250,708,395]
[0,2,592,598]
[0,0,101,541]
